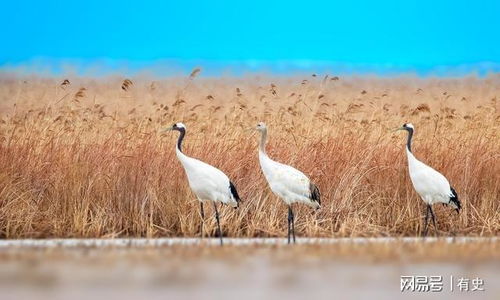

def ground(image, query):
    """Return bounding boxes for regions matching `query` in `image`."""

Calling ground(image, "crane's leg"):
[423,205,430,236]
[213,202,223,246]
[287,206,292,244]
[288,206,296,244]
[199,202,205,239]
[429,205,438,235]
[291,207,296,244]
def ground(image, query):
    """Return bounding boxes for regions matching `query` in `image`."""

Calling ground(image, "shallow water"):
[0,238,498,300]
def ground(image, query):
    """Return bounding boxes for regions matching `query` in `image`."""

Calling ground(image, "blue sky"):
[1,0,499,75]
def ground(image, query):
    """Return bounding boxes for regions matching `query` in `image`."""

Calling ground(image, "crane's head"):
[161,122,186,133]
[255,122,267,132]
[396,123,414,132]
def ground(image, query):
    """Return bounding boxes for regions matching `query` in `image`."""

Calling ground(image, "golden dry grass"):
[0,73,498,238]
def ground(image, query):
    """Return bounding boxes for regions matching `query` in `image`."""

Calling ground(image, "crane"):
[396,123,460,236]
[255,122,320,244]
[162,122,241,245]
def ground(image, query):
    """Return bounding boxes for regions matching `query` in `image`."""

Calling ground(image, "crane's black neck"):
[405,128,413,153]
[176,128,186,153]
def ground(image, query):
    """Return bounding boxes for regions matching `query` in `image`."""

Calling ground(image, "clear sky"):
[1,0,499,74]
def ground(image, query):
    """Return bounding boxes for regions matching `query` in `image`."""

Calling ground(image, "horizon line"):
[2,57,500,78]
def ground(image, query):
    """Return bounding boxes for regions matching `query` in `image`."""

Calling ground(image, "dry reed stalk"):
[121,79,133,91]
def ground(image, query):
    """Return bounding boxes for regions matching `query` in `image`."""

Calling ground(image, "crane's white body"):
[406,148,455,206]
[259,150,318,208]
[176,147,238,208]
[256,123,320,209]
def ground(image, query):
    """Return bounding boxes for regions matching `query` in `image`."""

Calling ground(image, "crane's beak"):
[159,126,174,133]
[393,127,405,132]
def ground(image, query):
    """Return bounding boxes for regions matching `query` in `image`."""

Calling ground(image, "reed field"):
[0,72,498,239]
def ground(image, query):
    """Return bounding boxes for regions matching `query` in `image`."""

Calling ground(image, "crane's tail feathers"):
[309,183,321,208]
[449,187,460,214]
[229,181,241,208]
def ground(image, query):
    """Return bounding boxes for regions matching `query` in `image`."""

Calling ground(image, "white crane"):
[255,122,321,244]
[161,122,241,245]
[396,123,460,236]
